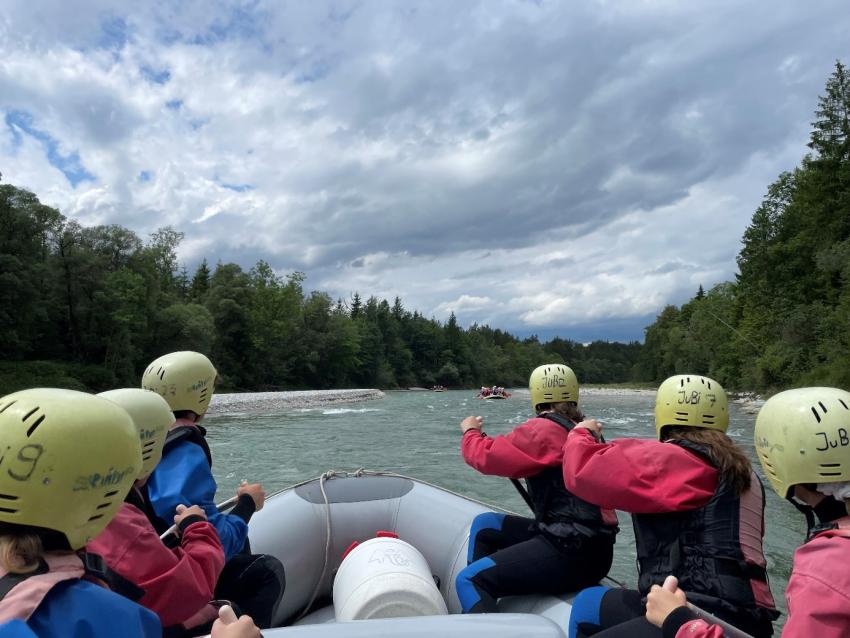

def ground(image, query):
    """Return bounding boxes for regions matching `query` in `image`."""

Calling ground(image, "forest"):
[1,62,847,395]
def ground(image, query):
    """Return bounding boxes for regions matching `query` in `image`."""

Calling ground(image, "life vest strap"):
[164,424,212,467]
[0,561,49,601]
[0,553,144,604]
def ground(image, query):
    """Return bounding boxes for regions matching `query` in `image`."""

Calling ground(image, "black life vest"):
[163,423,212,467]
[632,439,778,620]
[524,413,618,541]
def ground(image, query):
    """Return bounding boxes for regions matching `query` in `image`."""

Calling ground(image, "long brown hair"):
[0,533,43,574]
[664,426,752,496]
[543,401,585,423]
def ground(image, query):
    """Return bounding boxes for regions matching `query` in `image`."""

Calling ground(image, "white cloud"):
[1,0,848,340]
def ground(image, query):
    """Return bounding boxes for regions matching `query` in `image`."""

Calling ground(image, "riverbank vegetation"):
[2,63,847,395]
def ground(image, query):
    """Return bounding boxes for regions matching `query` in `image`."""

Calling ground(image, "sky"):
[2,1,849,343]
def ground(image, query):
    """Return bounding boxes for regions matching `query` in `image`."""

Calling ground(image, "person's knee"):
[455,557,495,613]
[568,585,611,638]
[467,512,505,563]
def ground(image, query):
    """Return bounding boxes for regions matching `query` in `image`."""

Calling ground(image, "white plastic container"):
[333,536,448,621]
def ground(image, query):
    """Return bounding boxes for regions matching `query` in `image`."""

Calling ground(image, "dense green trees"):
[639,61,850,392]
[0,181,640,393]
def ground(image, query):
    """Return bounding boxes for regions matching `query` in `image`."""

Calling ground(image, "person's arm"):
[646,578,724,638]
[667,615,723,638]
[461,418,563,478]
[562,429,717,513]
[211,606,262,638]
[128,507,226,627]
[148,442,249,559]
[784,541,850,638]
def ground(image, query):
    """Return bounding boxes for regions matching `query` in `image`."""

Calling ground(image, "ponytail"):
[0,533,43,574]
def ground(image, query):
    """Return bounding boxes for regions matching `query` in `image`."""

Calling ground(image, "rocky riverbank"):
[207,389,386,414]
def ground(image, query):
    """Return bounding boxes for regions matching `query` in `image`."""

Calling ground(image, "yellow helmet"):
[142,351,217,416]
[529,364,579,412]
[98,389,175,479]
[655,375,729,439]
[0,388,141,549]
[754,387,850,499]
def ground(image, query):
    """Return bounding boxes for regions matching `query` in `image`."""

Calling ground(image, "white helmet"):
[98,389,175,479]
[142,351,217,416]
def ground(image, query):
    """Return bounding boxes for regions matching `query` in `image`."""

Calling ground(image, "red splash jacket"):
[563,428,777,625]
[461,417,570,478]
[87,499,225,627]
[461,416,618,531]
[562,428,718,512]
[671,522,850,638]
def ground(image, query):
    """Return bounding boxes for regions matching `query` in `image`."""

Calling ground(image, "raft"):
[249,470,754,638]
[251,470,575,637]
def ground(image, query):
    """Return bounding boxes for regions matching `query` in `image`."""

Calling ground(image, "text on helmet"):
[0,443,44,482]
[542,375,568,388]
[677,390,717,406]
[73,466,137,492]
[189,379,210,392]
[140,425,165,440]
[816,429,850,451]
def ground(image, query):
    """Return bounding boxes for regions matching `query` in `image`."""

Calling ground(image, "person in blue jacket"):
[142,351,285,629]
[0,389,161,638]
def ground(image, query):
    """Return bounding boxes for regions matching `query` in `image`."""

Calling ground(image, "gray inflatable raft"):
[250,470,575,638]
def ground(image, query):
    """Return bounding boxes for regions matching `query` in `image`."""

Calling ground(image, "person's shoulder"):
[518,416,562,431]
[791,536,850,601]
[517,416,571,443]
[163,436,209,462]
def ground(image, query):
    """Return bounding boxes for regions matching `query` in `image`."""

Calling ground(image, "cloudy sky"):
[2,2,848,342]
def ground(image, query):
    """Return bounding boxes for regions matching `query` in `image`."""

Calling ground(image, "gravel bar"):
[207,389,386,415]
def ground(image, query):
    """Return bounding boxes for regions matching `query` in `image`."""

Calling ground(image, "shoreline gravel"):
[207,389,386,415]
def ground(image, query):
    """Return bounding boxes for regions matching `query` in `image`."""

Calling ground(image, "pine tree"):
[190,259,211,302]
[809,61,850,161]
[350,292,362,319]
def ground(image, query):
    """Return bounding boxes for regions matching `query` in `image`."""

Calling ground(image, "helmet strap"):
[786,495,816,539]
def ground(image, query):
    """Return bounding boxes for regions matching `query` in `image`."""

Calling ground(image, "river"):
[204,388,802,622]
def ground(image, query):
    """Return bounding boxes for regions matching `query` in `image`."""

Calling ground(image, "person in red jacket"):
[455,364,618,613]
[564,375,778,638]
[90,389,226,633]
[644,387,850,638]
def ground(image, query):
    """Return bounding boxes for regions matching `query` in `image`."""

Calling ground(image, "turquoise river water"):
[205,389,803,623]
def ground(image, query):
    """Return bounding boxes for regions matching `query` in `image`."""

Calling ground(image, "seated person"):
[455,364,618,613]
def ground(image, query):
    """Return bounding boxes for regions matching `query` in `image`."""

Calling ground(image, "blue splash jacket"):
[147,438,249,560]
[26,580,160,638]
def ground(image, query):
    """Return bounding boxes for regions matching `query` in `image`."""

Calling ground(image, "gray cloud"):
[1,1,848,339]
